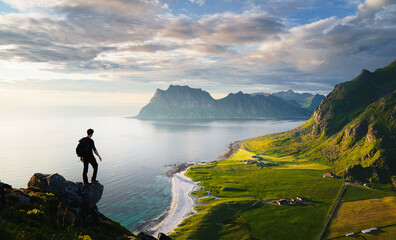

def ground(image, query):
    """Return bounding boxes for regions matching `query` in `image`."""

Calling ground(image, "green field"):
[341,184,396,202]
[170,149,344,240]
[324,184,396,239]
[330,224,396,240]
[325,197,396,239]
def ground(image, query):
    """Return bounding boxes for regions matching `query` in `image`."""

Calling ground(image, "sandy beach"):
[150,170,198,236]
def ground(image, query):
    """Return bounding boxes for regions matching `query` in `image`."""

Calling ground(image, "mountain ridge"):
[244,59,396,183]
[136,86,323,119]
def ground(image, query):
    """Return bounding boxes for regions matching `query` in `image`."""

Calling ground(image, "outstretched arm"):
[94,149,102,162]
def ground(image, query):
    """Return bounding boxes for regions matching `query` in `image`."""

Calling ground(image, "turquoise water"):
[0,105,304,231]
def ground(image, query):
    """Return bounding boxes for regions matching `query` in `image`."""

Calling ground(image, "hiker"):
[77,128,102,185]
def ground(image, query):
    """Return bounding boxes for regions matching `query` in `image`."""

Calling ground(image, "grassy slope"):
[170,149,344,240]
[244,90,395,182]
[0,189,136,240]
[244,60,396,182]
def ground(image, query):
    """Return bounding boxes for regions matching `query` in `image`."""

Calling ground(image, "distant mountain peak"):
[136,85,312,119]
[360,69,372,77]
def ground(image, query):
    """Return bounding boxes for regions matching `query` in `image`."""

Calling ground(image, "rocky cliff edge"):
[0,174,172,240]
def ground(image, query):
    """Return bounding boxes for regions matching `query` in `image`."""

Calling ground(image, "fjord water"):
[0,105,304,231]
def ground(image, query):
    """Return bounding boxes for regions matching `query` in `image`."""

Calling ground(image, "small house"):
[323,173,335,178]
[361,228,377,234]
[277,199,289,205]
[296,197,306,202]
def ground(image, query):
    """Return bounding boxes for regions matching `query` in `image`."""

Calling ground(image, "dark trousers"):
[83,156,98,184]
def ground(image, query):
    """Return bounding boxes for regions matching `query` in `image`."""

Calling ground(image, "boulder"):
[0,184,4,209]
[28,173,104,225]
[0,182,12,209]
[158,233,172,240]
[136,232,157,240]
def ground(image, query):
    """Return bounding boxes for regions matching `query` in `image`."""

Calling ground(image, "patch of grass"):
[325,197,396,239]
[328,224,396,240]
[191,190,208,198]
[171,198,258,240]
[186,159,342,201]
[341,185,396,202]
[243,204,327,240]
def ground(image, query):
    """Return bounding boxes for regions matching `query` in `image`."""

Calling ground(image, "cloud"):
[0,0,395,99]
[358,0,396,16]
[158,17,200,40]
[159,11,285,44]
[198,12,285,44]
[245,3,396,75]
[190,0,205,6]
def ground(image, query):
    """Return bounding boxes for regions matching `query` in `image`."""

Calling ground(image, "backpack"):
[76,137,90,157]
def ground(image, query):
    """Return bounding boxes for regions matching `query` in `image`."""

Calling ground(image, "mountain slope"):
[272,90,325,112]
[244,60,396,183]
[301,94,325,112]
[136,85,311,119]
[313,62,396,135]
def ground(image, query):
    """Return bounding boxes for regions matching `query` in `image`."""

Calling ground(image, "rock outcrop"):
[27,173,104,225]
[0,181,12,209]
[1,174,175,239]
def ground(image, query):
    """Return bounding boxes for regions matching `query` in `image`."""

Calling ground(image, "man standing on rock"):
[77,128,102,185]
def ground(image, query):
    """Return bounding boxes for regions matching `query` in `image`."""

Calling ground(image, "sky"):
[0,0,395,107]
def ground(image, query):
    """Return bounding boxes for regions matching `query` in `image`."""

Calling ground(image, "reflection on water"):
[0,107,304,231]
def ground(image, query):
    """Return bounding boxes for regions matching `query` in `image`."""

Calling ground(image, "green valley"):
[171,149,343,240]
[170,60,396,240]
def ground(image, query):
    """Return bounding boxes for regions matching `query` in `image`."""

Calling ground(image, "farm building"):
[361,228,377,233]
[323,172,335,178]
[296,197,306,202]
[276,199,289,205]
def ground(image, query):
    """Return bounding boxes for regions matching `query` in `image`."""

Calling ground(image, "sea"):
[0,104,304,232]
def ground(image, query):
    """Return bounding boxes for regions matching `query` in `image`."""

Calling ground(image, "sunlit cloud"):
[0,0,395,105]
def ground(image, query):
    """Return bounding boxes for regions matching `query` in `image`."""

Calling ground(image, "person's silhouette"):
[79,128,102,185]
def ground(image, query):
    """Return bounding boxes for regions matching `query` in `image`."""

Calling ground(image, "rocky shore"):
[163,162,201,177]
[217,140,244,159]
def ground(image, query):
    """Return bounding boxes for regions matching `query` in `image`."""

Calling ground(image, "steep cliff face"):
[336,91,396,179]
[137,85,311,119]
[308,61,396,181]
[313,61,396,135]
[138,85,216,118]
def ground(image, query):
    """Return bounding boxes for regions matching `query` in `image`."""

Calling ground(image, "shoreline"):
[149,170,198,236]
[217,140,244,160]
[146,140,243,236]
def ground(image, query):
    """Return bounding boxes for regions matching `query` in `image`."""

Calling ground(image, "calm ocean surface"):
[0,105,304,231]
